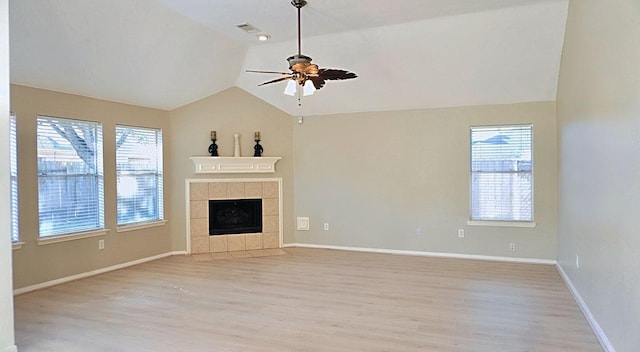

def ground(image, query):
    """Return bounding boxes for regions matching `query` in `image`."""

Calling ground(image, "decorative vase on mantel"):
[233,133,241,157]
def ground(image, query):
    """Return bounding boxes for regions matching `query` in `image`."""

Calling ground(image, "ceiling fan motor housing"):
[287,54,318,83]
[287,54,312,67]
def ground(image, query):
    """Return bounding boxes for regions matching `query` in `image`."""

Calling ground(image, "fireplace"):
[188,179,281,254]
[209,199,262,235]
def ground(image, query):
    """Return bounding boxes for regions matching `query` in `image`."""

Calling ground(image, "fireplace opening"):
[209,199,262,235]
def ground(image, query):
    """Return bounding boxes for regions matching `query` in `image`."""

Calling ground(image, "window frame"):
[115,124,165,230]
[468,124,535,227]
[9,113,19,243]
[36,115,106,239]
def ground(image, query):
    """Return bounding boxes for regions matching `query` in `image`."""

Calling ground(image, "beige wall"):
[556,0,640,350]
[167,87,294,250]
[10,84,173,290]
[293,102,558,259]
[1,0,17,350]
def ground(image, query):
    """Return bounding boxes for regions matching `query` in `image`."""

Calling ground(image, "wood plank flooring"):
[14,247,603,351]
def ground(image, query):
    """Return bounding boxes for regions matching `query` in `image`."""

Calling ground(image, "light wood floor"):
[14,247,603,352]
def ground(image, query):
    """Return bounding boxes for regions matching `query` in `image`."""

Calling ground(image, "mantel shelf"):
[190,156,281,174]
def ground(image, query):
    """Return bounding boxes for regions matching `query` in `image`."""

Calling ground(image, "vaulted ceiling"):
[9,0,568,116]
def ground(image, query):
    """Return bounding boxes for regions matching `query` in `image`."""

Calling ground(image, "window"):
[37,116,104,237]
[115,125,163,226]
[470,125,533,222]
[10,114,19,242]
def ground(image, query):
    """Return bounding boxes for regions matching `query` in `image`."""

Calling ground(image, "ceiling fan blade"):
[258,76,293,86]
[246,70,291,75]
[309,68,358,90]
[318,68,358,81]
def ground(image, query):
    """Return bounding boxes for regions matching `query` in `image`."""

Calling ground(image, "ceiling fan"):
[246,0,357,98]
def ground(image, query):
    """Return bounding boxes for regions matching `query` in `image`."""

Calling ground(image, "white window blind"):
[37,116,104,237]
[116,125,164,226]
[10,114,19,242]
[470,125,533,222]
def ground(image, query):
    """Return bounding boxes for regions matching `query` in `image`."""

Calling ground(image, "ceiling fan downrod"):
[291,0,307,56]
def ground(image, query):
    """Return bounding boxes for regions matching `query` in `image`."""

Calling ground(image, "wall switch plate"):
[458,229,464,238]
[323,223,329,231]
[297,217,310,231]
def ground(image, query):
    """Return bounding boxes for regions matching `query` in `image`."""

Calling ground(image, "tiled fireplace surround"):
[187,179,282,254]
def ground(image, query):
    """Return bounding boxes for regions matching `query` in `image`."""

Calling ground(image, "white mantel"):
[190,156,281,174]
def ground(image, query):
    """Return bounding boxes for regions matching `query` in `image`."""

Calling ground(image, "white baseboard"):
[284,243,557,265]
[0,345,18,352]
[556,264,616,352]
[14,251,186,296]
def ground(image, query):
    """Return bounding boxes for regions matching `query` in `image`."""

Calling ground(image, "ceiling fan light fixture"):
[303,79,316,96]
[284,80,297,96]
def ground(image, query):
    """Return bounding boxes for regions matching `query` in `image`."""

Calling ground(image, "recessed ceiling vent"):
[236,23,260,33]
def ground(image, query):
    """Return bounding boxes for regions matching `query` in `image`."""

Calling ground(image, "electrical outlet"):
[98,239,105,250]
[509,243,516,252]
[458,229,464,238]
[576,255,580,269]
[323,223,329,231]
[416,227,422,236]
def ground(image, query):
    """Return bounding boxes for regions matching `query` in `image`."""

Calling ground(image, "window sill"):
[117,220,167,233]
[37,229,110,246]
[467,220,536,228]
[12,241,25,250]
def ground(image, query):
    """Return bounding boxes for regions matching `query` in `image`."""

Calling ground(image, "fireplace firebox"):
[209,199,262,235]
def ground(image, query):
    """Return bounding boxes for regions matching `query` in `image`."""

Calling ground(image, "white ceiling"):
[9,0,569,116]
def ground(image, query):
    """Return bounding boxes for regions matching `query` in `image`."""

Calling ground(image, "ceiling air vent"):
[236,23,260,33]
